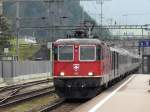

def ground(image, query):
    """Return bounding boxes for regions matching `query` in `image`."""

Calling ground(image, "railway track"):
[28,98,85,112]
[0,79,52,93]
[0,86,55,108]
[0,79,55,109]
[49,100,82,112]
[0,79,83,112]
[26,98,65,112]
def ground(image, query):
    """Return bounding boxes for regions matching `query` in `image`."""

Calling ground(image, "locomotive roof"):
[54,38,102,44]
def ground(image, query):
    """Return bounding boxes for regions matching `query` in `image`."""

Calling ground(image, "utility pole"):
[96,0,111,37]
[82,7,84,22]
[96,0,111,26]
[122,14,128,25]
[16,1,20,60]
[100,0,103,26]
[44,0,64,42]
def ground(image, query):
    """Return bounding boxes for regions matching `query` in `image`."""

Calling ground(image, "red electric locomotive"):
[53,38,112,99]
[52,22,141,99]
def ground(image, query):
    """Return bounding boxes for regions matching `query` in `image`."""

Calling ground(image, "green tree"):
[0,14,11,55]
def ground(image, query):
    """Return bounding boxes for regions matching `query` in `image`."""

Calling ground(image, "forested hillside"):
[3,0,110,41]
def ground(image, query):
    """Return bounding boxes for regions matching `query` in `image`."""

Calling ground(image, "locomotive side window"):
[79,45,96,61]
[58,45,74,61]
[96,46,101,60]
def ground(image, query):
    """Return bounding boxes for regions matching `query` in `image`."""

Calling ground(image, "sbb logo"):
[73,64,80,72]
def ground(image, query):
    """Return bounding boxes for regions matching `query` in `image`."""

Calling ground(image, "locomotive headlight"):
[88,72,93,76]
[60,72,65,76]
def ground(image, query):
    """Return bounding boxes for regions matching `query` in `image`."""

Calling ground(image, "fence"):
[0,61,52,80]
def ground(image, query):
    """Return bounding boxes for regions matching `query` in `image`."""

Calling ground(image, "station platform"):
[72,74,150,112]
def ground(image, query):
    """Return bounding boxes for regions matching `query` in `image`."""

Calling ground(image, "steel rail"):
[37,98,65,112]
[0,86,55,108]
[0,79,53,93]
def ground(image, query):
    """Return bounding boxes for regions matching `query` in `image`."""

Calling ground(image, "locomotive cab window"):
[58,45,74,61]
[79,45,96,61]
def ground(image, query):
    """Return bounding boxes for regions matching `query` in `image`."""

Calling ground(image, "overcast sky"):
[80,0,150,25]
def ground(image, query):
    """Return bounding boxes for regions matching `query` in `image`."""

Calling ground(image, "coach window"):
[58,45,74,61]
[80,45,96,61]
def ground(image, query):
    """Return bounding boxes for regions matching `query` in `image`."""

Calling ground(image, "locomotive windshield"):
[80,45,96,61]
[58,45,74,61]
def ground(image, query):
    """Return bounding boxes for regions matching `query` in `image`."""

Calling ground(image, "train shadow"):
[66,99,90,103]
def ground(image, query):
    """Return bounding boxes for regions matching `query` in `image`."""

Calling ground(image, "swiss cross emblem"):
[73,64,80,71]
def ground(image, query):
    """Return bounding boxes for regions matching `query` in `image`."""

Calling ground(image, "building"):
[21,35,37,44]
[24,36,37,44]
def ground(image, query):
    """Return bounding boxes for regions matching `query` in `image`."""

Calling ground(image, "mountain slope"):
[3,0,110,41]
